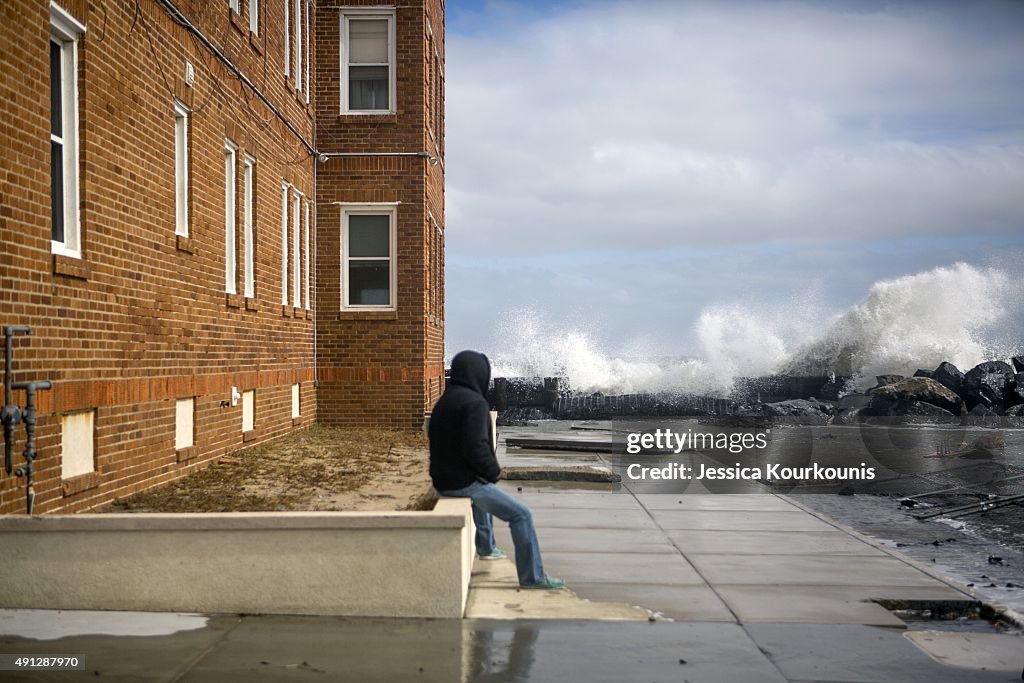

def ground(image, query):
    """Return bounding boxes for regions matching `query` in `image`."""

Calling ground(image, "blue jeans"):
[441,480,546,586]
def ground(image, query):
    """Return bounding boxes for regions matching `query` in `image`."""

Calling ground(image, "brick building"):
[0,0,445,514]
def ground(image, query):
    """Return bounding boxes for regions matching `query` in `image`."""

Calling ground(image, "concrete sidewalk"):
[484,488,969,626]
[468,485,1020,681]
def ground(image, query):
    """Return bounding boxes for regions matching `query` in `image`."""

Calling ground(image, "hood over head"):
[449,350,491,396]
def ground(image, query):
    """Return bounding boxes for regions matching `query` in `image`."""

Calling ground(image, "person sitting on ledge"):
[428,349,565,590]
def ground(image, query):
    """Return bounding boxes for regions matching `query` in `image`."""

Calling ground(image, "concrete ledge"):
[0,500,474,619]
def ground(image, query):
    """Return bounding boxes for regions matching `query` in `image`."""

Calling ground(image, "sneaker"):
[520,576,566,590]
[477,548,508,560]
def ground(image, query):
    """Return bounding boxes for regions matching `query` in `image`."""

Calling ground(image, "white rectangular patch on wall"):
[242,390,255,433]
[292,383,300,419]
[61,410,95,480]
[175,398,194,450]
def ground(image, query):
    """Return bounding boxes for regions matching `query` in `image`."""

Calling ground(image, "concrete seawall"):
[0,499,474,618]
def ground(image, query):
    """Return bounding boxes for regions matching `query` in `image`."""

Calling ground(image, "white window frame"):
[294,0,303,92]
[292,189,302,307]
[50,3,86,258]
[249,0,259,34]
[341,203,397,311]
[242,154,256,298]
[281,182,289,305]
[173,100,190,237]
[340,10,396,114]
[60,409,95,479]
[304,0,310,102]
[242,390,255,433]
[175,398,194,450]
[224,139,238,295]
[303,199,311,309]
[283,0,290,77]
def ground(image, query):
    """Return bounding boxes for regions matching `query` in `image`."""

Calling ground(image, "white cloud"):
[446,1,1024,255]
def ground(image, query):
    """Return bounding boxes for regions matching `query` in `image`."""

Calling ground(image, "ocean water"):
[485,262,1024,396]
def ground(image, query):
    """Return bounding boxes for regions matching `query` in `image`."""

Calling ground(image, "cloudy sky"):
[442,0,1024,364]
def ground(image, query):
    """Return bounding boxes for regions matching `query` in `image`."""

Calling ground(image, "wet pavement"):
[1,422,1022,681]
[794,492,1024,620]
[1,611,1019,682]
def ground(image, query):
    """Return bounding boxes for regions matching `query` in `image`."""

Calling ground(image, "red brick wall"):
[0,0,318,513]
[314,0,445,428]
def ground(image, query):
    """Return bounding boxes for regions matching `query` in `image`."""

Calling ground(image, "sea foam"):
[484,262,1023,395]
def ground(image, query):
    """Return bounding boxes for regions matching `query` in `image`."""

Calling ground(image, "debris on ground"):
[99,426,433,513]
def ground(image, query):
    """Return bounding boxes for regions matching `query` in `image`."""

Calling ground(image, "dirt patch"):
[99,426,436,513]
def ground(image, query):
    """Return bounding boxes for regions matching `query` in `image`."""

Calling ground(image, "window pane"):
[50,141,64,243]
[349,19,387,63]
[225,146,236,294]
[50,42,62,136]
[349,66,389,110]
[349,260,390,305]
[348,214,389,256]
[281,185,289,305]
[243,159,254,297]
[175,113,188,235]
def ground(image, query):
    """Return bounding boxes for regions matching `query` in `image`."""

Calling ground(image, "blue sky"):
[441,1,1024,366]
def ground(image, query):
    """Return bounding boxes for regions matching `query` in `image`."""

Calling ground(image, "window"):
[174,101,190,236]
[242,390,255,433]
[342,205,396,310]
[50,4,85,257]
[436,58,444,156]
[243,154,255,298]
[249,0,258,34]
[426,29,434,134]
[175,398,194,450]
[429,217,442,318]
[341,12,395,113]
[280,183,289,305]
[230,0,239,13]
[61,409,95,479]
[283,0,290,77]
[224,139,238,294]
[304,0,310,102]
[303,200,310,309]
[292,190,301,307]
[294,0,303,92]
[292,383,300,418]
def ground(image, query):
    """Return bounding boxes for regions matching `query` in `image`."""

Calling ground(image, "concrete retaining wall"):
[0,499,474,618]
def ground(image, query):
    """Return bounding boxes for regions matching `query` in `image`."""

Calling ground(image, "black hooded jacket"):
[428,350,501,491]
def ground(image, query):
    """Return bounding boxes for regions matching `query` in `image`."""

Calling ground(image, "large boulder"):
[861,397,957,423]
[1012,373,1024,405]
[1005,403,1024,427]
[963,361,1015,409]
[869,375,905,392]
[1012,356,1024,372]
[867,377,964,415]
[932,362,965,398]
[761,398,835,423]
[896,401,958,422]
[913,369,934,379]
